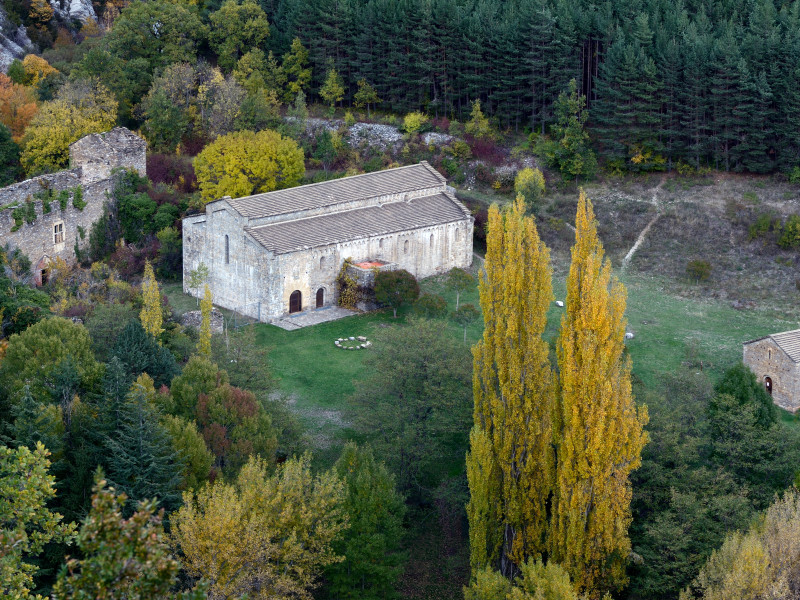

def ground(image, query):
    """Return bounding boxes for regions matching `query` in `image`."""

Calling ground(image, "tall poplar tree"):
[550,191,648,597]
[140,261,163,340]
[197,284,212,358]
[467,196,555,577]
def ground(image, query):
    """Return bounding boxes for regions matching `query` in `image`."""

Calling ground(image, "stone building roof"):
[744,329,800,363]
[245,192,470,254]
[227,161,446,218]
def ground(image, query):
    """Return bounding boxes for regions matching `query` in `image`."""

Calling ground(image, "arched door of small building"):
[316,288,324,308]
[289,290,302,313]
[765,376,773,396]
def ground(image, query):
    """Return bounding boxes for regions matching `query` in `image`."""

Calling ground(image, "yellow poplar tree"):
[140,261,164,340]
[467,196,555,577]
[197,284,212,358]
[550,191,648,597]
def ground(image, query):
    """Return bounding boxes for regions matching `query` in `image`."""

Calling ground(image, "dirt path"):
[621,176,667,270]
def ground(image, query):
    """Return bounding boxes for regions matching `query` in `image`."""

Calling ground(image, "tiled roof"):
[745,329,800,362]
[226,162,446,219]
[245,192,469,254]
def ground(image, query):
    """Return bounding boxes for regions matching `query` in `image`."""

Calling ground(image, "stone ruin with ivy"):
[0,128,146,285]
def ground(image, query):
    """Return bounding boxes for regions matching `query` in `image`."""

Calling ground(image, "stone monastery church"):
[183,162,474,321]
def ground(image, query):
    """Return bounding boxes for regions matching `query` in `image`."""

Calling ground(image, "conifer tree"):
[140,261,163,340]
[467,196,555,577]
[550,191,648,597]
[105,382,183,515]
[198,284,212,359]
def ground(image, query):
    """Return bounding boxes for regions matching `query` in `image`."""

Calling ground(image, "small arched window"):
[225,235,230,264]
[379,238,384,249]
[404,240,409,254]
[455,228,460,241]
[430,234,434,248]
[320,256,325,269]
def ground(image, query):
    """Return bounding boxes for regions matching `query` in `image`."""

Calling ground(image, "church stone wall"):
[183,179,473,322]
[744,338,800,412]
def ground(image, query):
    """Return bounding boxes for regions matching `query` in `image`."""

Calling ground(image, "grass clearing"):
[163,254,799,462]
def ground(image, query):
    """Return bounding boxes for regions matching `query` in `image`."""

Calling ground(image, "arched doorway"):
[289,290,302,313]
[316,288,324,308]
[765,376,773,396]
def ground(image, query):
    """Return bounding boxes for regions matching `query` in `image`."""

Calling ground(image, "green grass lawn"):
[166,266,799,459]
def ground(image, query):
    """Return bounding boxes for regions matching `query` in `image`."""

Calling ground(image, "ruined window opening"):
[40,268,49,285]
[316,288,324,308]
[53,222,64,245]
[225,235,230,264]
[289,290,302,313]
[404,240,409,253]
[765,376,773,396]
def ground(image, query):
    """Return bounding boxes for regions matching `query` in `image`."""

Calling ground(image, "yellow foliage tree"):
[683,488,800,600]
[27,0,53,30]
[550,190,648,597]
[140,261,164,340]
[0,73,38,142]
[467,196,555,577]
[514,167,546,210]
[465,99,492,139]
[21,55,58,86]
[197,284,212,358]
[172,454,348,599]
[20,80,116,175]
[194,129,304,203]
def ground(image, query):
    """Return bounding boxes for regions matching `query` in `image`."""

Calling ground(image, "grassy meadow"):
[164,266,799,463]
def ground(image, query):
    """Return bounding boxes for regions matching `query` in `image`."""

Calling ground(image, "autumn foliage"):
[0,74,38,142]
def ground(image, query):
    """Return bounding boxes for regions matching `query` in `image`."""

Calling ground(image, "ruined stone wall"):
[743,338,800,412]
[0,127,146,280]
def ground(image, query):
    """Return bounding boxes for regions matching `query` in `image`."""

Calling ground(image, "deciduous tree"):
[20,79,116,175]
[140,261,163,340]
[172,454,348,599]
[209,0,270,72]
[446,267,474,310]
[1,443,75,599]
[197,284,212,358]
[194,129,304,202]
[320,66,344,114]
[52,470,203,600]
[550,191,648,596]
[467,197,554,576]
[374,269,420,318]
[353,79,381,118]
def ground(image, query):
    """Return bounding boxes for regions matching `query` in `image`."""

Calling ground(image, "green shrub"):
[72,186,86,210]
[413,293,447,318]
[778,214,800,249]
[402,111,428,135]
[686,259,712,282]
[748,213,779,240]
[57,189,69,211]
[789,166,800,184]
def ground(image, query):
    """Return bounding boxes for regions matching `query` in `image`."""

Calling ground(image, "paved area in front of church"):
[271,306,358,330]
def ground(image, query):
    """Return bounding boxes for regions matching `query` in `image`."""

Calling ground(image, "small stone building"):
[0,127,146,284]
[183,161,473,321]
[743,329,800,412]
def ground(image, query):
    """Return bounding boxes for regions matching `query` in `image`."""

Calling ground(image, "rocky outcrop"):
[0,6,32,72]
[49,0,96,23]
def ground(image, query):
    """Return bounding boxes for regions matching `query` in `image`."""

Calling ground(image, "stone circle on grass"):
[334,335,371,350]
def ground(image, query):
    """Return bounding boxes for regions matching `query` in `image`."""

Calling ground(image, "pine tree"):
[105,382,183,515]
[140,261,163,340]
[110,320,179,388]
[197,284,212,358]
[467,197,555,577]
[550,191,648,597]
